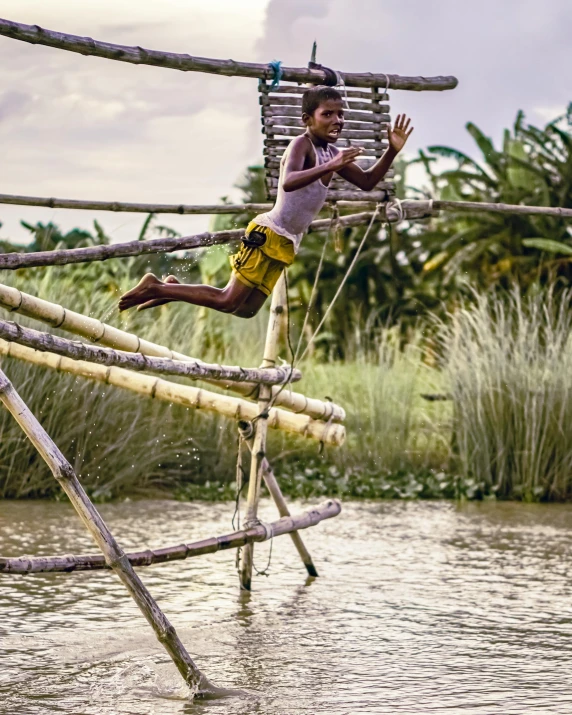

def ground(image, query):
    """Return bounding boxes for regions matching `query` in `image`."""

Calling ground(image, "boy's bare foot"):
[137,275,180,311]
[118,273,164,312]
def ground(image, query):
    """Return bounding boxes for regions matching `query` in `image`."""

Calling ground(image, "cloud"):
[256,0,572,155]
[0,90,34,122]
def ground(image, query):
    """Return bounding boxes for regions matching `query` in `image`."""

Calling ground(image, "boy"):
[118,86,413,316]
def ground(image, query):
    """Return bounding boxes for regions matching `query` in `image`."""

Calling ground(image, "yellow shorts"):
[230,222,296,296]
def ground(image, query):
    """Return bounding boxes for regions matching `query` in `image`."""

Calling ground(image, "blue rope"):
[269,59,283,89]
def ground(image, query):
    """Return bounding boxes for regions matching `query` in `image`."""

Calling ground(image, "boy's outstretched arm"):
[336,114,414,192]
[282,135,363,192]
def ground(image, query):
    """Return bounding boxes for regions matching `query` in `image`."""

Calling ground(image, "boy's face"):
[303,98,345,143]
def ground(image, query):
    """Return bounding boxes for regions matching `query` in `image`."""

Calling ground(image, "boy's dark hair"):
[302,86,343,116]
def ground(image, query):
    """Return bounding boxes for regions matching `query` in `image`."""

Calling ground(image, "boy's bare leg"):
[118,273,253,314]
[232,289,268,318]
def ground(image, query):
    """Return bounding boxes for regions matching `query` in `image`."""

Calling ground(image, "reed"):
[440,288,572,500]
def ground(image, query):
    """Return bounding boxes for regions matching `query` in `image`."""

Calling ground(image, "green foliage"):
[416,109,572,291]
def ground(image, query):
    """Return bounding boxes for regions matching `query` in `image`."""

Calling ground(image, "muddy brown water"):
[1,499,572,714]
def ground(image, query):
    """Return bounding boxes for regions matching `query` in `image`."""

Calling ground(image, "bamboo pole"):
[432,199,572,218]
[0,339,346,446]
[0,367,221,696]
[0,284,346,423]
[0,211,379,270]
[238,421,318,578]
[0,194,273,214]
[0,500,340,574]
[239,274,286,590]
[0,318,301,387]
[0,18,458,91]
[0,193,380,214]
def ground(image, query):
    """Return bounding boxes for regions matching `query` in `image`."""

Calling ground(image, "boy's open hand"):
[329,146,364,172]
[389,114,414,153]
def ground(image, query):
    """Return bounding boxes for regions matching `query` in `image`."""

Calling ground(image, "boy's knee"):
[233,305,261,319]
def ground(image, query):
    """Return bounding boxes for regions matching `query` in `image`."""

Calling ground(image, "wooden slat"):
[260,95,388,112]
[263,116,390,130]
[261,85,389,100]
[264,127,386,140]
[263,138,387,153]
[264,157,381,170]
[268,188,392,201]
[264,164,395,180]
[266,177,394,191]
[263,105,390,121]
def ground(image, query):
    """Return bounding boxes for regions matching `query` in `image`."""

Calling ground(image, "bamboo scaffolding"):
[240,275,285,590]
[0,18,458,91]
[0,211,379,270]
[0,499,340,574]
[0,367,219,695]
[238,420,318,577]
[0,339,345,446]
[0,319,301,387]
[0,284,346,423]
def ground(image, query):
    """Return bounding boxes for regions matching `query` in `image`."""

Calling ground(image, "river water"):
[1,498,572,714]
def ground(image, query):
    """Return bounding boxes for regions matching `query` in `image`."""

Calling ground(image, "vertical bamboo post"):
[239,273,286,590]
[0,367,223,697]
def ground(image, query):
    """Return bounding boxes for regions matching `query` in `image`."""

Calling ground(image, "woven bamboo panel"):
[259,80,394,202]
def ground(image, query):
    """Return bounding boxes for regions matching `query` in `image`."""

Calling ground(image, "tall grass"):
[442,288,572,501]
[0,264,445,498]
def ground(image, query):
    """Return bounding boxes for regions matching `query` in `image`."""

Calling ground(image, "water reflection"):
[1,499,572,713]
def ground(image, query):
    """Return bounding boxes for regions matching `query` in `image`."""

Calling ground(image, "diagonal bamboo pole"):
[0,318,301,386]
[0,339,345,446]
[0,499,341,574]
[239,275,286,590]
[0,367,223,696]
[238,421,318,578]
[0,284,346,423]
[0,211,385,270]
[0,18,458,91]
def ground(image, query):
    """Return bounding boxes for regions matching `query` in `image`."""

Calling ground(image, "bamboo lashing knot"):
[386,197,404,223]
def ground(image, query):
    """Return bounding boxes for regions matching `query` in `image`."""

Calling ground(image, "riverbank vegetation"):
[0,108,571,502]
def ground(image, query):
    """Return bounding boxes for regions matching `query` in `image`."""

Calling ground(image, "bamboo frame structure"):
[240,275,285,590]
[0,367,218,695]
[0,318,301,387]
[0,284,346,423]
[0,339,345,446]
[0,18,458,91]
[0,499,341,574]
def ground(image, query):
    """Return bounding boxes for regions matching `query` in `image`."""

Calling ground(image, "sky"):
[0,0,571,245]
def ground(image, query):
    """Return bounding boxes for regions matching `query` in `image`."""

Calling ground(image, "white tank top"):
[253,137,334,252]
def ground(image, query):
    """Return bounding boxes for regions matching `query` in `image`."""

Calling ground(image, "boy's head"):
[302,86,344,143]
